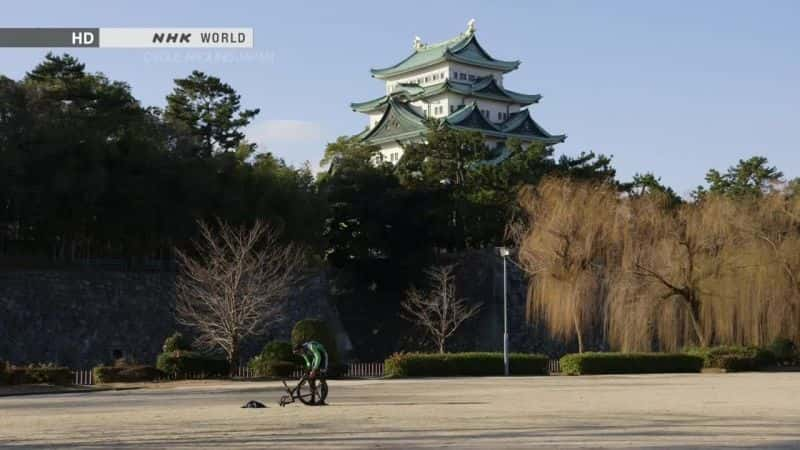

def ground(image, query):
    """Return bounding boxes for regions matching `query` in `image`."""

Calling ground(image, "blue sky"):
[2,0,798,195]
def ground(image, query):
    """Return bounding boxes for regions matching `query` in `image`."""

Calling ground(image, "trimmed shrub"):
[260,341,296,364]
[767,338,797,366]
[559,352,704,375]
[155,351,229,377]
[162,332,192,353]
[248,358,297,378]
[94,365,165,383]
[291,319,339,366]
[247,341,300,377]
[687,346,775,371]
[384,352,549,378]
[8,364,73,385]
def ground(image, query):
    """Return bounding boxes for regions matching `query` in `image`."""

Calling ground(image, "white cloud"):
[247,119,323,144]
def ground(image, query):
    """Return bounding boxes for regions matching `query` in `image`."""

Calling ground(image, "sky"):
[2,0,798,195]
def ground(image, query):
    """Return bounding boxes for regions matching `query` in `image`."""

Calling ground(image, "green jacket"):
[300,341,328,371]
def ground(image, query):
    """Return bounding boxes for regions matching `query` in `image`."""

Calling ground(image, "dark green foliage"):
[93,365,164,383]
[0,54,323,265]
[162,332,192,353]
[623,172,682,207]
[559,353,704,375]
[247,341,300,377]
[694,156,783,199]
[259,341,297,364]
[291,319,339,365]
[686,346,776,371]
[164,70,259,157]
[384,352,549,378]
[7,364,73,385]
[248,358,297,378]
[155,351,229,377]
[767,338,797,365]
[399,131,616,249]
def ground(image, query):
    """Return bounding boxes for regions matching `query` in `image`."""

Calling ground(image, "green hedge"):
[384,352,549,378]
[686,346,775,371]
[93,365,165,383]
[559,352,704,375]
[248,358,296,378]
[767,338,797,365]
[247,341,301,378]
[8,365,73,385]
[259,341,298,364]
[155,351,229,377]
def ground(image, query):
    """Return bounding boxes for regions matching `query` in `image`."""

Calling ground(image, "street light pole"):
[499,247,510,376]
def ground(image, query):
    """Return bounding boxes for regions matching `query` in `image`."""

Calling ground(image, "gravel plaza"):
[1,373,799,449]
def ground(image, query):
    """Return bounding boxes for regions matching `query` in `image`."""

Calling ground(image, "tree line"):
[0,54,322,265]
[3,54,795,358]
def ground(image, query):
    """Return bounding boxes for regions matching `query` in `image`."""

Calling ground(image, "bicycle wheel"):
[297,378,328,405]
[317,379,328,404]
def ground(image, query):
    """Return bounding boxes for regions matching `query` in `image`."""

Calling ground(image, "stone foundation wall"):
[0,270,350,367]
[0,250,577,367]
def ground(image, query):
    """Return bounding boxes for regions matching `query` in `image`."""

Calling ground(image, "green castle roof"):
[351,76,541,113]
[447,102,565,143]
[357,99,565,146]
[370,31,520,80]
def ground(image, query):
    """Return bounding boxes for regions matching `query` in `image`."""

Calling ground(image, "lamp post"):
[498,247,510,376]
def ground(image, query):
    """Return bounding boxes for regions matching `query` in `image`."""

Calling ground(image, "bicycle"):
[279,370,328,406]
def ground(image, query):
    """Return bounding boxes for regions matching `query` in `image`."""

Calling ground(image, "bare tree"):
[175,219,304,373]
[401,265,482,353]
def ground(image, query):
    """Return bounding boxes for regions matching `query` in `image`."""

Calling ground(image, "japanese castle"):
[351,19,565,164]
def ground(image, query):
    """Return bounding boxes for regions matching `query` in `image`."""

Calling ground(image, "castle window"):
[468,74,476,81]
[459,73,466,80]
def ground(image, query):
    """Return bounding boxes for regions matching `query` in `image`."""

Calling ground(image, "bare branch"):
[175,219,305,372]
[401,265,482,353]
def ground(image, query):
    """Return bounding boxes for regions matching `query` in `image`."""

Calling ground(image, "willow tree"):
[720,192,800,344]
[518,178,619,353]
[609,195,743,350]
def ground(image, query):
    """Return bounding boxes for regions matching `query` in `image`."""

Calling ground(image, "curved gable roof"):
[358,98,427,145]
[351,77,540,113]
[371,32,520,79]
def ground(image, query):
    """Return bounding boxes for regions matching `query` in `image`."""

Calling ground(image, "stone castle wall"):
[0,269,350,368]
[0,251,574,368]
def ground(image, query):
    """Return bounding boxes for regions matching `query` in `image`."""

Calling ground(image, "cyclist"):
[293,340,328,380]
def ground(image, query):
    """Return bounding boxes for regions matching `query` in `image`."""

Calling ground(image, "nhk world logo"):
[0,28,254,48]
[107,28,253,48]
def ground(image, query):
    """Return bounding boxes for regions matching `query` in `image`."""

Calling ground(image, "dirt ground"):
[1,373,799,449]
